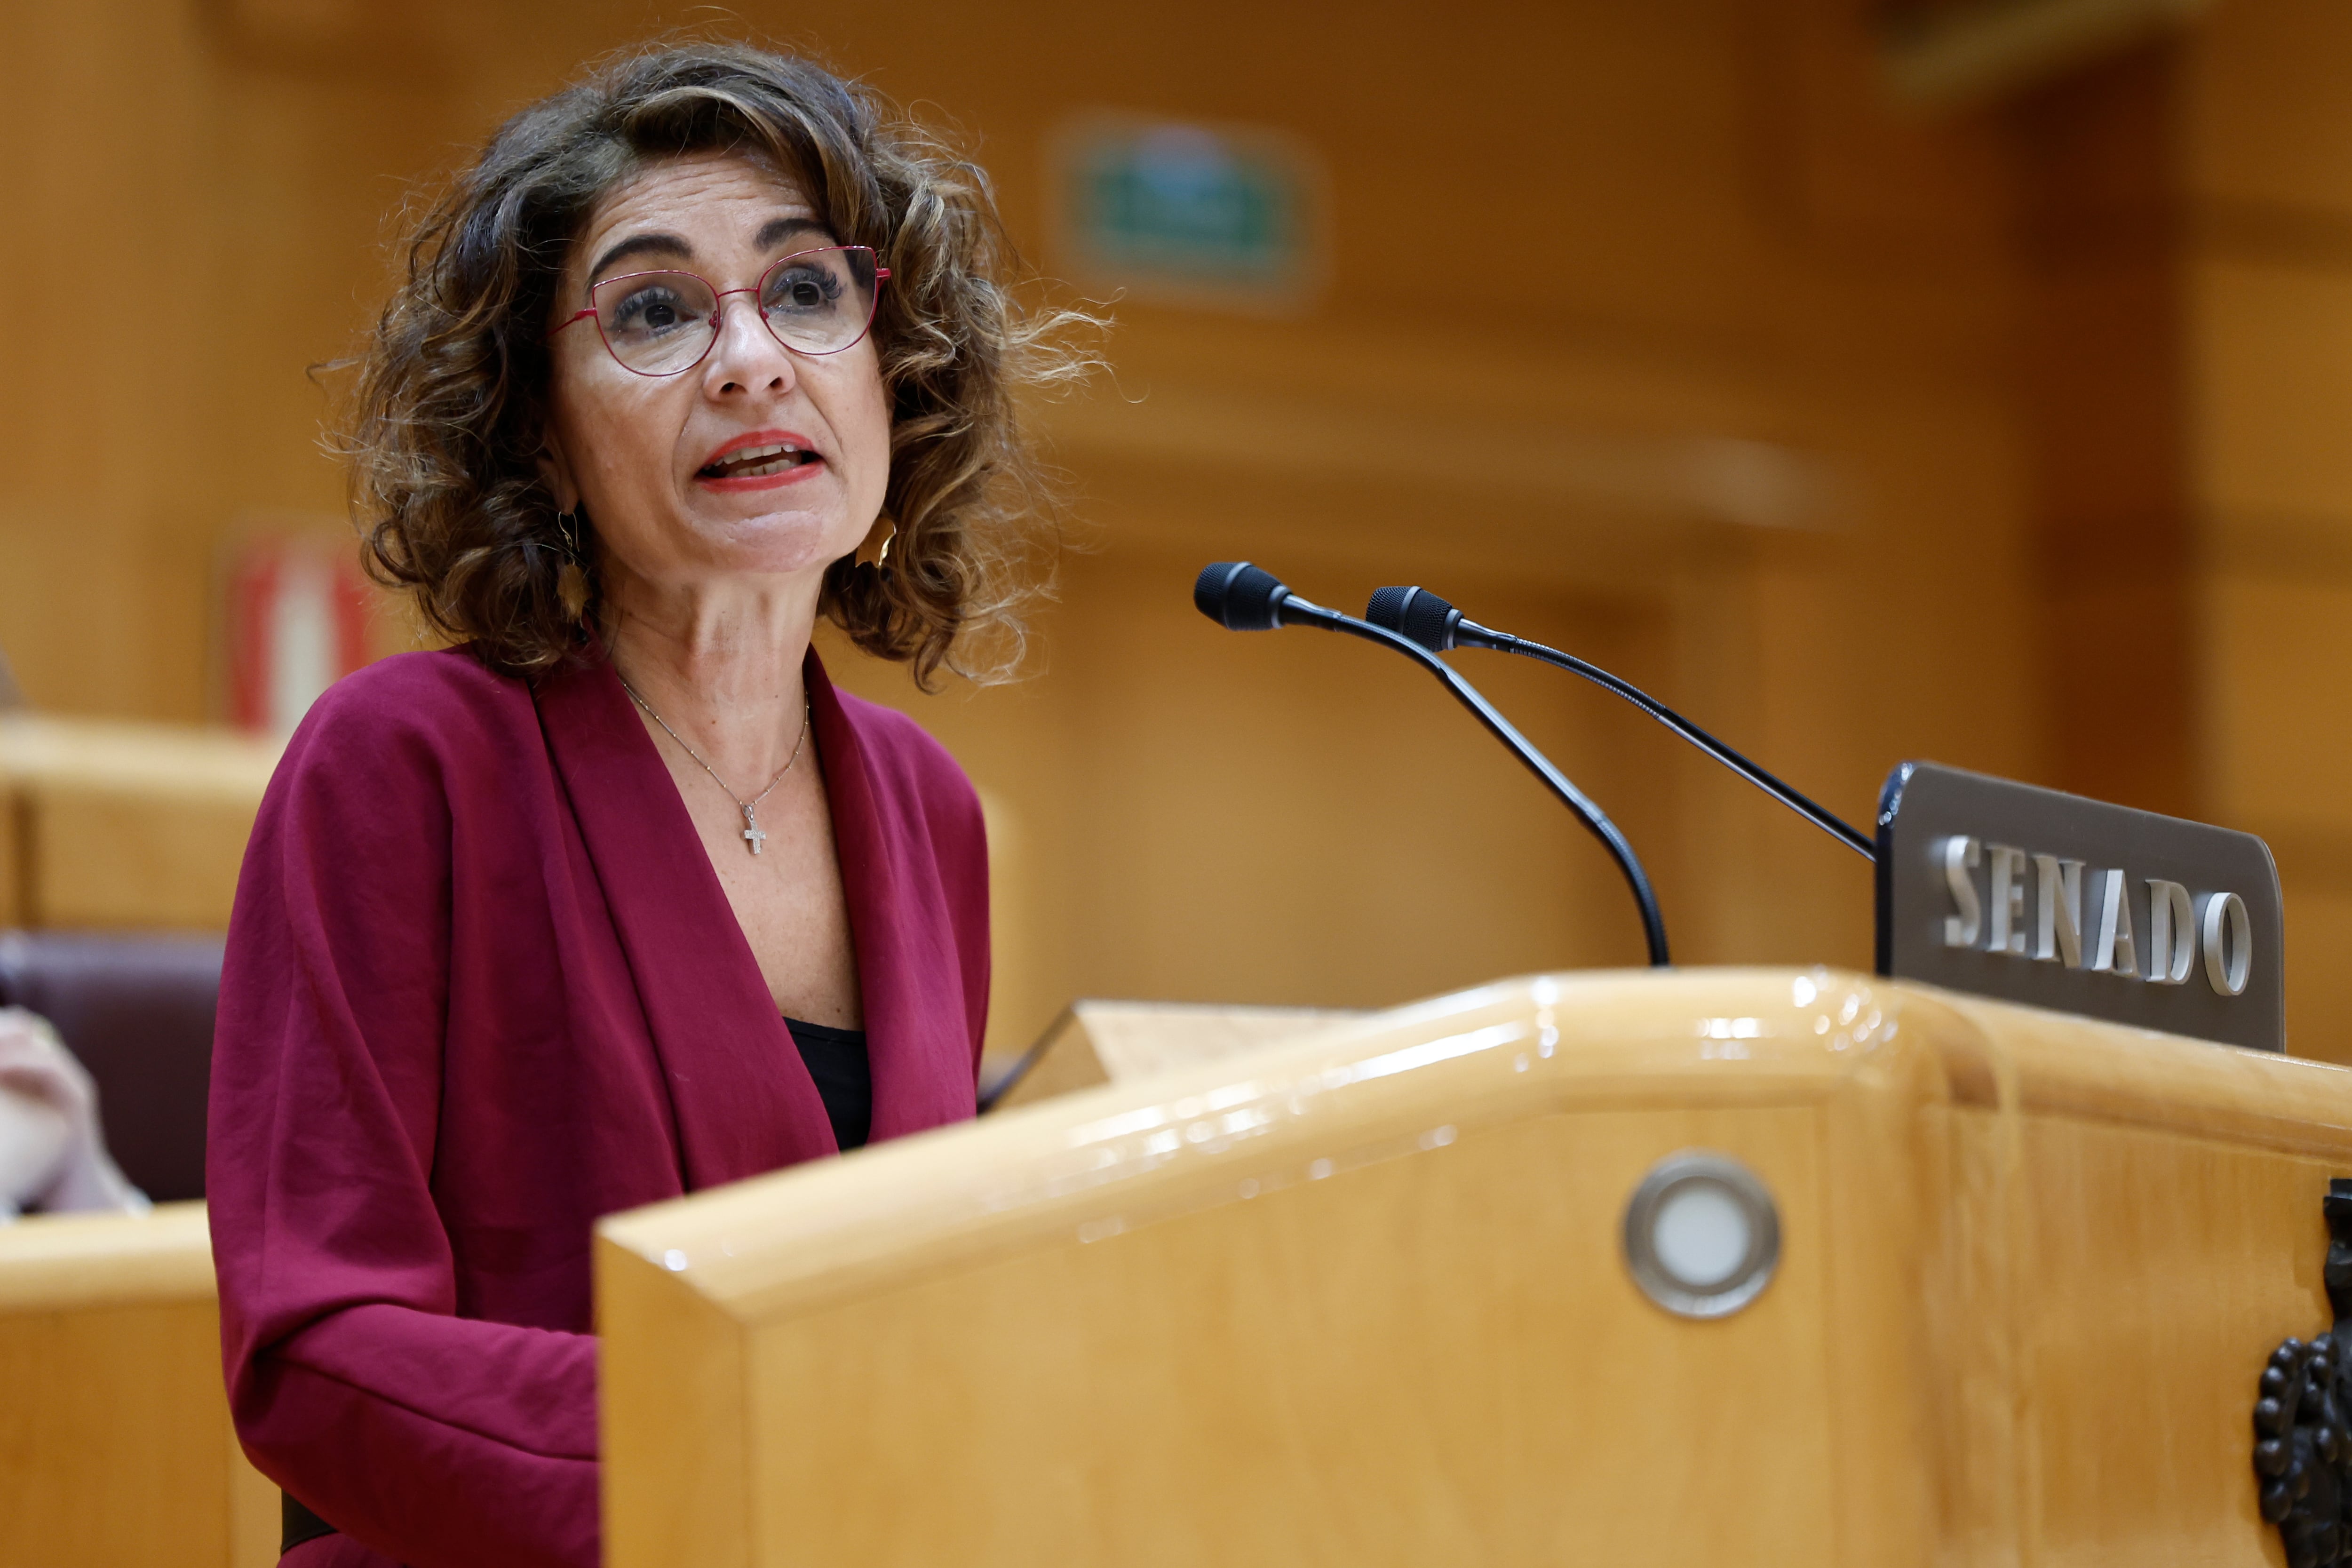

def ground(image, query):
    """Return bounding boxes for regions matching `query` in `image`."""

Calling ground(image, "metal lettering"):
[2147,878,2195,986]
[2090,868,2138,977]
[1986,844,2029,955]
[1941,836,1982,948]
[2203,891,2253,996]
[2032,853,2085,968]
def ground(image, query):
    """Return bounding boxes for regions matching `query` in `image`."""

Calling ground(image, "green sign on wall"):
[1055,117,1324,310]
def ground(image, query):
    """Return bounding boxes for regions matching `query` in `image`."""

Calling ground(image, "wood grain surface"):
[0,1203,278,1567]
[0,716,278,931]
[599,966,2352,1567]
[994,1000,1364,1110]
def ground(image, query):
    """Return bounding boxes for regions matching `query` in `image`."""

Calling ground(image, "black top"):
[785,1016,872,1151]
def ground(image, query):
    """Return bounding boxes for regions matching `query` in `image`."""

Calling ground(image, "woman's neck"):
[602,566,819,788]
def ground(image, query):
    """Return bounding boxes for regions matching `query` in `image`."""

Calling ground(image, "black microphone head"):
[1366,585,1461,651]
[1194,561,1290,630]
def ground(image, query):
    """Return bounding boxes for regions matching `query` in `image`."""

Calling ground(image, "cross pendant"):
[740,802,767,856]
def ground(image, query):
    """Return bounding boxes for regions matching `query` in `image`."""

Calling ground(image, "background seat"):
[0,930,225,1204]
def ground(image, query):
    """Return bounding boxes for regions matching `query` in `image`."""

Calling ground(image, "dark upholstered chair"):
[0,930,224,1203]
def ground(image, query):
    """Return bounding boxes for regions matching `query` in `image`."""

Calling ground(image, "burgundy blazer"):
[207,647,989,1568]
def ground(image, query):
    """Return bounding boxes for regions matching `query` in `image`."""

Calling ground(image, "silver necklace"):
[616,673,810,857]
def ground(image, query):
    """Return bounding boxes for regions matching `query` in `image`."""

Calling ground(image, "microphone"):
[1195,563,1669,966]
[1366,585,1874,860]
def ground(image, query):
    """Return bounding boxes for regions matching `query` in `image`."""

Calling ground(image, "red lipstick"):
[694,429,824,492]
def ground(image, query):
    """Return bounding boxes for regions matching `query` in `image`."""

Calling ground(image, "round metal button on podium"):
[1621,1152,1780,1319]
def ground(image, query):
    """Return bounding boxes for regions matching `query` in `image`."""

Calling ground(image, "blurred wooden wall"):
[2,0,2340,1059]
[2179,3,2352,1059]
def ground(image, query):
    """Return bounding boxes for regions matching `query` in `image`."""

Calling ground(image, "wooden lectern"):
[0,1202,276,1566]
[598,967,2347,1566]
[0,714,278,931]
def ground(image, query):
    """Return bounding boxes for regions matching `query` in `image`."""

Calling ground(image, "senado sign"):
[1932,838,2256,994]
[1875,762,2284,1052]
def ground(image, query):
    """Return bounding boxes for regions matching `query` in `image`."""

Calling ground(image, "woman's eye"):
[765,265,844,316]
[610,287,695,336]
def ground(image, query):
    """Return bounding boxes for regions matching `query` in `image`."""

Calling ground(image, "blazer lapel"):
[535,657,837,1188]
[805,653,978,1140]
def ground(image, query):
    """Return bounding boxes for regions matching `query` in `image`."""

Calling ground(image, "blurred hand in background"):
[0,1007,146,1220]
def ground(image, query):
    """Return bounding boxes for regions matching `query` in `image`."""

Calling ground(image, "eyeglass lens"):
[589,247,882,375]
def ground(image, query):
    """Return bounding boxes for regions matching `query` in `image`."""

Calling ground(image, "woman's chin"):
[678,505,865,577]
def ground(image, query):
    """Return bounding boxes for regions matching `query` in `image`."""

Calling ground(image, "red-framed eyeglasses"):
[551,245,890,377]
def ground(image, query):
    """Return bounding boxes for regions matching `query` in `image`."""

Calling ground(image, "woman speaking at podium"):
[206,43,1077,1568]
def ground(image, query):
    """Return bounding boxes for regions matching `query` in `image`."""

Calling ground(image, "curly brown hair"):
[345,40,1091,685]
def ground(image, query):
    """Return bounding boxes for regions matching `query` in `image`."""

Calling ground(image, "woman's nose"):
[702,294,798,396]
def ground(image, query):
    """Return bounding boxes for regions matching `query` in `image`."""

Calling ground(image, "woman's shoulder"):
[830,688,979,814]
[830,690,988,911]
[833,686,970,780]
[280,647,538,778]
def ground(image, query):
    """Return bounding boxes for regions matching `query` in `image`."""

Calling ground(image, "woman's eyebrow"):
[756,215,831,251]
[588,231,693,281]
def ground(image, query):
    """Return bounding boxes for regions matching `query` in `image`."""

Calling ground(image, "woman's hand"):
[0,1007,146,1218]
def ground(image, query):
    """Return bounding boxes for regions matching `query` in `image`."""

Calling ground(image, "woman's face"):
[540,152,891,597]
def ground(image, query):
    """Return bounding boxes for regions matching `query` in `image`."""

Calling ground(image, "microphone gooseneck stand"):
[1367,585,1875,861]
[1195,561,1670,968]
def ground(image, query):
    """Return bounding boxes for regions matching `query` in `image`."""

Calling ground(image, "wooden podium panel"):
[597,968,2349,1567]
[0,1203,277,1567]
[0,715,279,930]
[992,999,1362,1108]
